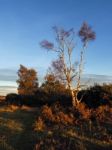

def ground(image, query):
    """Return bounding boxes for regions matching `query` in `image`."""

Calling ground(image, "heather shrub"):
[41,105,74,125]
[76,103,91,120]
[95,105,112,122]
[78,84,112,108]
[5,93,21,106]
[56,111,74,125]
[34,117,45,131]
[42,105,54,120]
[34,135,86,150]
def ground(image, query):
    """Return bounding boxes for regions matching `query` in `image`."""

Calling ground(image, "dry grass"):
[0,105,38,150]
[34,117,45,131]
[0,104,112,150]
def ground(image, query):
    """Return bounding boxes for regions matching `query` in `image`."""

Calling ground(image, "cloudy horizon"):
[0,68,112,96]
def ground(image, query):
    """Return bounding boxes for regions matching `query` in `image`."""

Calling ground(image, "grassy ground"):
[0,105,112,150]
[0,105,38,150]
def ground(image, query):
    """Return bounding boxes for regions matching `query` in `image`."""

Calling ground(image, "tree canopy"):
[17,65,38,95]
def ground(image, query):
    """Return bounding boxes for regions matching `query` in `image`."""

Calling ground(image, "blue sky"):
[0,0,112,94]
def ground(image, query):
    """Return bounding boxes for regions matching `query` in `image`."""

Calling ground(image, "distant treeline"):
[5,83,112,108]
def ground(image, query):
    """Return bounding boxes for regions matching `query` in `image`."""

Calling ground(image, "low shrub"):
[5,93,21,106]
[34,117,45,131]
[41,105,74,125]
[76,103,92,120]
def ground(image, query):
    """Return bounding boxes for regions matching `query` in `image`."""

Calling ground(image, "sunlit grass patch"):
[0,105,19,113]
[0,105,38,150]
[0,117,23,132]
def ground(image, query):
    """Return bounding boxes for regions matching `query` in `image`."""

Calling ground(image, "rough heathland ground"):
[0,104,112,150]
